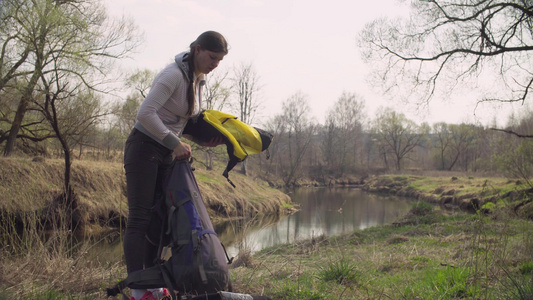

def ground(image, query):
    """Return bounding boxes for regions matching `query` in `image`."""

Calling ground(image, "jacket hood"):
[175,52,191,81]
[174,52,206,84]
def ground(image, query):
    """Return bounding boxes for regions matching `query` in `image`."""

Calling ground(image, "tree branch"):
[490,128,533,138]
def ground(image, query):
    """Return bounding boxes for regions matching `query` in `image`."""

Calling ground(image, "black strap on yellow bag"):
[183,110,273,187]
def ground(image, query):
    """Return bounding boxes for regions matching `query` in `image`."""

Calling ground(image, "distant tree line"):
[258,92,533,187]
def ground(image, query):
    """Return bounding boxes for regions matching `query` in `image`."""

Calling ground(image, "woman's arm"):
[136,68,183,150]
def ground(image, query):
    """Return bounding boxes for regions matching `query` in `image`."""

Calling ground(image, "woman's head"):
[190,31,228,75]
[191,31,228,55]
[185,31,228,115]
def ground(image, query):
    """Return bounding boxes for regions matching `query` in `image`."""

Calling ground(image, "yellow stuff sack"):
[183,109,273,186]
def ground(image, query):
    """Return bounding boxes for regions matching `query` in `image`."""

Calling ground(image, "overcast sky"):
[105,0,525,127]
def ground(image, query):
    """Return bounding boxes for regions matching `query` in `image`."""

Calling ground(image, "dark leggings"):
[123,128,173,274]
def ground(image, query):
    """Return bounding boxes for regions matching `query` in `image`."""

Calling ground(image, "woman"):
[123,31,228,300]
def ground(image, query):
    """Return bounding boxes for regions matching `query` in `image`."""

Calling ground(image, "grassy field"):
[230,203,533,299]
[2,204,531,299]
[226,175,533,299]
[0,158,532,299]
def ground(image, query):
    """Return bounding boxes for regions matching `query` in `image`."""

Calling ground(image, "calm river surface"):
[217,187,413,257]
[86,187,413,264]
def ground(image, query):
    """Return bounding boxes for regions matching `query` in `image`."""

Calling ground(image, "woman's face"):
[194,46,226,75]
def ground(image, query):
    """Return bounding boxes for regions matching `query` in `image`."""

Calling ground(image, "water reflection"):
[220,187,412,257]
[85,187,413,263]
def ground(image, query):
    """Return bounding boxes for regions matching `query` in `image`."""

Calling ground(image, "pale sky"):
[105,0,524,127]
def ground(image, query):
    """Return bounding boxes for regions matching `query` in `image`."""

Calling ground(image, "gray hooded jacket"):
[134,52,205,150]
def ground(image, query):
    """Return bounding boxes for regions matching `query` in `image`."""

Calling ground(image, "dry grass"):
[0,157,291,232]
[0,210,125,299]
[1,240,123,299]
[0,157,126,217]
[193,166,292,223]
[0,158,64,211]
[0,156,292,299]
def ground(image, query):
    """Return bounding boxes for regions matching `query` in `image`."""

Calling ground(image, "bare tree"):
[115,94,142,137]
[115,69,156,137]
[232,63,261,124]
[432,122,453,170]
[1,0,140,156]
[125,68,156,99]
[320,114,336,175]
[37,63,107,229]
[449,124,477,171]
[262,114,286,178]
[280,92,316,186]
[231,63,262,175]
[359,0,533,108]
[204,68,230,111]
[322,92,365,176]
[373,108,426,170]
[494,110,533,186]
[431,122,476,171]
[40,75,81,229]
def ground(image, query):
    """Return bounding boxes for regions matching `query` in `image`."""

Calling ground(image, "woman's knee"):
[126,208,152,231]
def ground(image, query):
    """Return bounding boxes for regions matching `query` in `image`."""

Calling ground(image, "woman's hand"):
[173,141,192,160]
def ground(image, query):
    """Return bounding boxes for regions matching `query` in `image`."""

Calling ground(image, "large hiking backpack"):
[108,160,231,299]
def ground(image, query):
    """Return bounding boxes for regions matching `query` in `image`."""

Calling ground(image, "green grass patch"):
[401,265,478,299]
[317,258,359,284]
[195,173,225,185]
[274,273,328,300]
[381,175,529,201]
[520,261,533,275]
[410,201,433,216]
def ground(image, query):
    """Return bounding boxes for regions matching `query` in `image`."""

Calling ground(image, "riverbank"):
[225,175,533,299]
[0,157,293,234]
[0,156,293,299]
[361,174,533,219]
[230,202,533,299]
[1,157,532,299]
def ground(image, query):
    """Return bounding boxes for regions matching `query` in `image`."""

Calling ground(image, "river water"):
[86,187,413,264]
[216,187,413,257]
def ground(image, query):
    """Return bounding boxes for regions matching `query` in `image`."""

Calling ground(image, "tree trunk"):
[3,68,41,157]
[205,151,213,170]
[240,160,247,175]
[3,99,29,156]
[49,92,81,231]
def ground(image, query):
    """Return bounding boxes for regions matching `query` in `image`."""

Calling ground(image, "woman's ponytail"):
[186,47,196,116]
